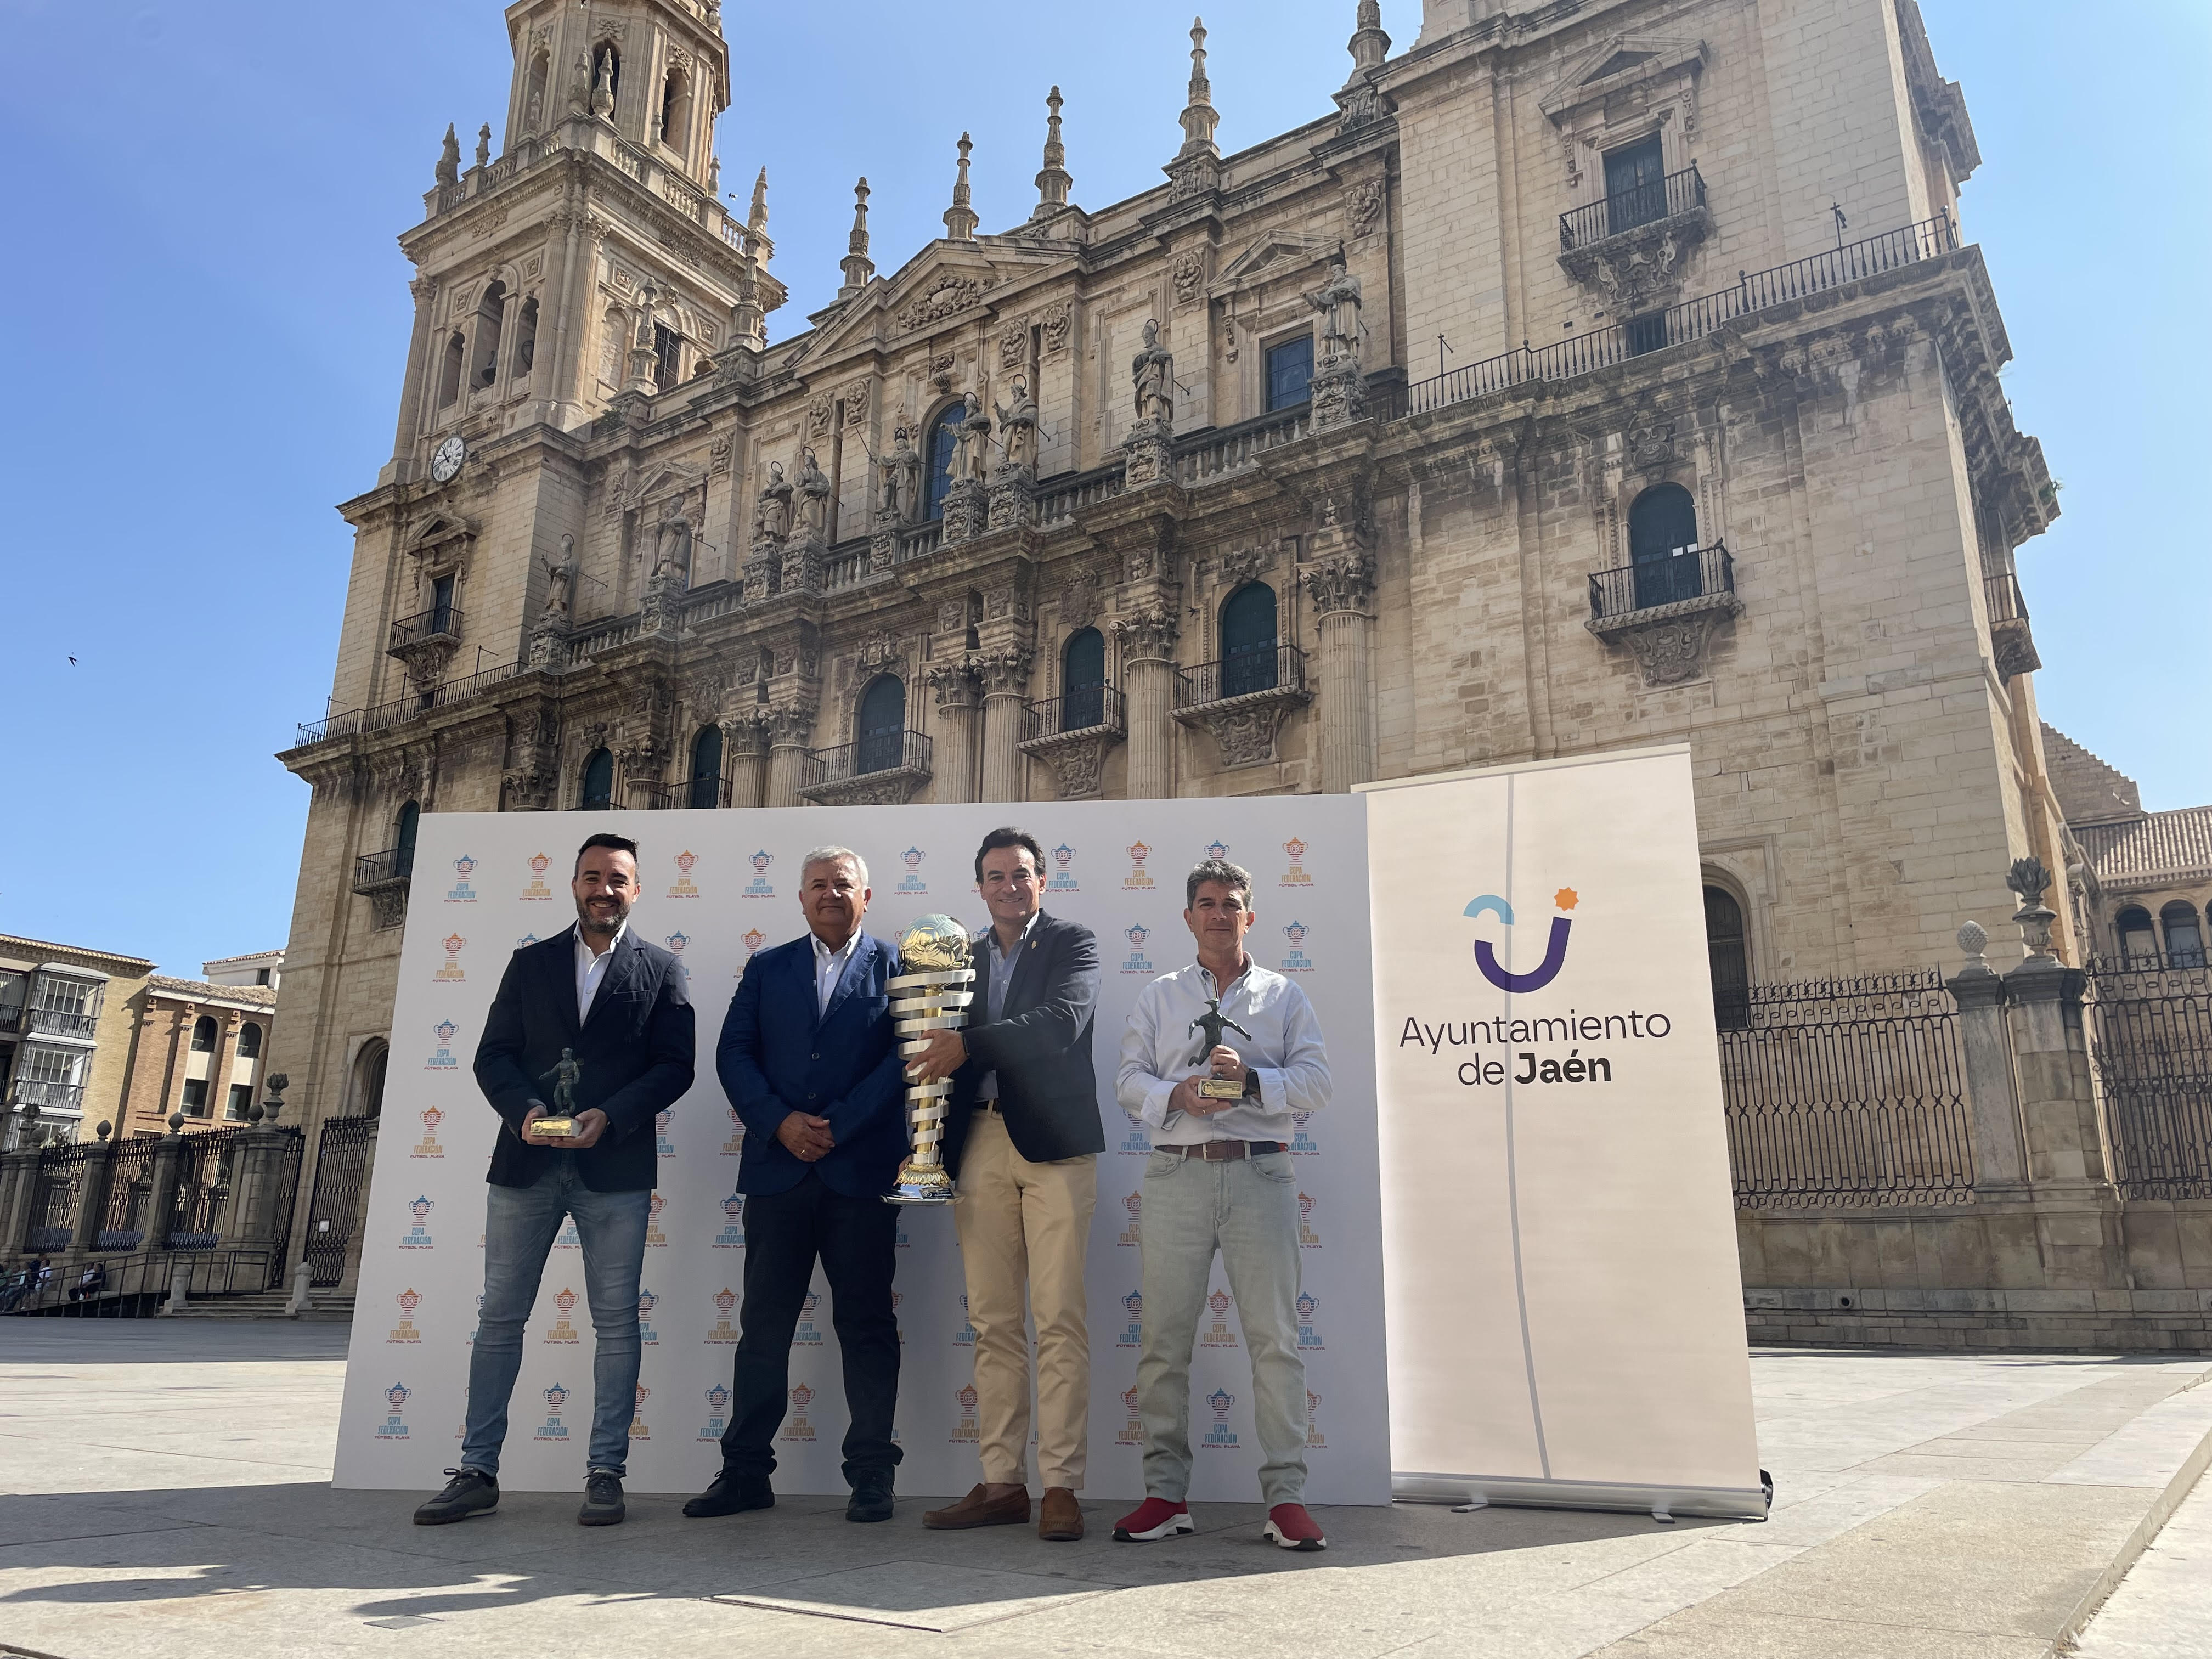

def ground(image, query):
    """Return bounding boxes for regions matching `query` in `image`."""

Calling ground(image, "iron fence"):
[1177,646,1309,709]
[21,1142,98,1252]
[304,1113,380,1288]
[2086,958,2212,1200]
[0,1248,285,1318]
[803,730,932,791]
[389,605,464,651]
[1560,163,1706,250]
[1719,968,1975,1207]
[1589,543,1736,620]
[1024,684,1126,742]
[167,1126,253,1248]
[97,1134,161,1250]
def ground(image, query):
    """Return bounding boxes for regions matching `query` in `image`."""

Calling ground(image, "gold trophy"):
[885,915,978,1205]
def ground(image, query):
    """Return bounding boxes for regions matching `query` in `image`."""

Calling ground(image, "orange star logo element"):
[1554,888,1579,911]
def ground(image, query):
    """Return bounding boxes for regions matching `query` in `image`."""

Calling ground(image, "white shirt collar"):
[573,919,629,960]
[985,910,1042,958]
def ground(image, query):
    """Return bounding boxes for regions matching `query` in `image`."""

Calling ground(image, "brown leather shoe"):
[1039,1486,1084,1541]
[923,1483,1031,1530]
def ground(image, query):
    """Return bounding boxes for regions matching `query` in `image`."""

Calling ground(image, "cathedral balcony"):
[644,776,733,811]
[1173,647,1312,770]
[1019,685,1128,801]
[351,848,413,932]
[1983,570,2042,680]
[798,731,933,808]
[1586,543,1744,688]
[388,606,464,654]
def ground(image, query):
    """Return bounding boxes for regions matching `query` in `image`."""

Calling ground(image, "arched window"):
[351,1039,388,1120]
[2116,906,2158,964]
[190,1016,218,1053]
[437,331,466,408]
[1629,483,1701,609]
[925,404,964,521]
[1220,582,1280,697]
[579,748,614,811]
[512,296,539,379]
[394,800,420,879]
[523,49,550,130]
[235,1023,263,1061]
[659,66,693,152]
[1704,885,1751,1030]
[689,724,723,809]
[1062,627,1107,732]
[856,676,906,775]
[473,280,506,389]
[2162,902,2206,968]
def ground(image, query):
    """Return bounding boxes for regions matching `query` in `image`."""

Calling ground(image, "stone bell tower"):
[500,0,729,192]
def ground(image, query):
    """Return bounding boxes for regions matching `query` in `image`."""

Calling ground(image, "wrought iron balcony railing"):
[1176,646,1309,709]
[1984,570,2029,624]
[805,730,933,789]
[388,606,464,652]
[1589,544,1736,622]
[1023,684,1127,742]
[352,846,413,893]
[9,1079,86,1113]
[24,1007,98,1041]
[1560,164,1707,250]
[645,774,733,810]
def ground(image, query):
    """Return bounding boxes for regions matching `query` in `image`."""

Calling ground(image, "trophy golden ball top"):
[898,914,973,974]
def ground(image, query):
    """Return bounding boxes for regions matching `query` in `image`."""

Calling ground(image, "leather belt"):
[1161,1140,1283,1160]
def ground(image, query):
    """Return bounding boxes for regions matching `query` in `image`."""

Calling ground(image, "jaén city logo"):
[1463,888,1579,992]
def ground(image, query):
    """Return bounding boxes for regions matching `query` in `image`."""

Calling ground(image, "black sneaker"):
[414,1468,498,1526]
[578,1468,625,1527]
[684,1468,774,1517]
[846,1474,895,1523]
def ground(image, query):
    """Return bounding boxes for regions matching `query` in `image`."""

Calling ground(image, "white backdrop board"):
[335,799,1389,1502]
[1361,747,1765,1517]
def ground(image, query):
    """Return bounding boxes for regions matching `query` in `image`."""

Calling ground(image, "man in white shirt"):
[1113,857,1332,1552]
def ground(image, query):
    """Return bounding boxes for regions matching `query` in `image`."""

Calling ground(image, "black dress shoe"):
[684,1469,774,1517]
[846,1475,895,1523]
[414,1467,498,1526]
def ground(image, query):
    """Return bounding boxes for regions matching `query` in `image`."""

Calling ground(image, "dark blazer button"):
[811,1053,820,1061]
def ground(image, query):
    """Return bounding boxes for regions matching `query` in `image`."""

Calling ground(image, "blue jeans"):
[1136,1148,1308,1506]
[459,1157,650,1478]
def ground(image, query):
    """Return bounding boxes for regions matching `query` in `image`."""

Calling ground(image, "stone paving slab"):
[0,1325,2207,1659]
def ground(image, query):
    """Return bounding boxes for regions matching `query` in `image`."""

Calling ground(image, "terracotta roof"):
[2076,807,2212,890]
[145,975,279,1010]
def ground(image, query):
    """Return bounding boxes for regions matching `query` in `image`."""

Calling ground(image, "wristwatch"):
[1241,1066,1262,1099]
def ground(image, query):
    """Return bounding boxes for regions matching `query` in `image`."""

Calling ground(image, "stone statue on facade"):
[796,447,832,539]
[953,392,992,483]
[650,496,693,584]
[1304,246,1364,361]
[881,425,921,521]
[539,535,576,621]
[1131,319,1175,426]
[994,375,1040,473]
[753,461,794,542]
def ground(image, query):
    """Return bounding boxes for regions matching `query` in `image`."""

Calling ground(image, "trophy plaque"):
[885,915,978,1204]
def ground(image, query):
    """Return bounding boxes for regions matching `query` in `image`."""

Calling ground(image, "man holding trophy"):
[1114,857,1334,1551]
[905,828,1104,1542]
[685,848,910,1525]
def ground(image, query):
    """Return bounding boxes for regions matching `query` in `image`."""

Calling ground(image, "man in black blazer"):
[415,832,695,1531]
[683,846,909,1525]
[907,827,1104,1542]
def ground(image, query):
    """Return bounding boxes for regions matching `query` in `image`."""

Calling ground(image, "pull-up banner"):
[336,746,1763,1517]
[1361,746,1764,1517]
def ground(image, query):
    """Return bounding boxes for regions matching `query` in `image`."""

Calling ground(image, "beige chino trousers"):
[952,1112,1098,1489]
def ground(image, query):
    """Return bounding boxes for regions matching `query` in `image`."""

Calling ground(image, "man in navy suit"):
[684,846,908,1525]
[415,832,695,1530]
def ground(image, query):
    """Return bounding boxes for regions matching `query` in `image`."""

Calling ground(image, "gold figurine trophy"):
[885,915,978,1205]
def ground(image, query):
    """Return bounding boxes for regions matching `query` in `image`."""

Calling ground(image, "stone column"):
[1945,923,2027,1189]
[764,707,814,808]
[533,207,577,406]
[562,221,608,413]
[928,664,981,805]
[388,276,439,465]
[977,647,1034,804]
[226,1118,295,1250]
[723,715,769,809]
[0,1146,40,1256]
[69,1126,122,1255]
[1111,603,1181,801]
[147,1118,194,1255]
[1302,547,1378,794]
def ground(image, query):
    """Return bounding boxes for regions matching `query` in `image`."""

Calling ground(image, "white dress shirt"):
[573,921,628,1023]
[1117,955,1331,1145]
[811,929,862,1018]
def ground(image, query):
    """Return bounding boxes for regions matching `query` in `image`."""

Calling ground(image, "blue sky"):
[0,0,2203,974]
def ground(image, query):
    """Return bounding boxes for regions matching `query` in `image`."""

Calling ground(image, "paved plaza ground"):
[1,1323,2209,1658]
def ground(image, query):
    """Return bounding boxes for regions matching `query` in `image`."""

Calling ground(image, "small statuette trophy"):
[535,1047,583,1138]
[886,916,978,1204]
[1190,997,1253,1102]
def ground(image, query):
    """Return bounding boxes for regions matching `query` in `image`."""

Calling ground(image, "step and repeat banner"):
[1363,747,1764,1517]
[336,798,1388,1502]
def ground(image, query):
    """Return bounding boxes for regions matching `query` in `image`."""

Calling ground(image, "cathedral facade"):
[274,0,2066,1259]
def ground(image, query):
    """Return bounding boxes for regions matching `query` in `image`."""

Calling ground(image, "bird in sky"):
[67,656,77,665]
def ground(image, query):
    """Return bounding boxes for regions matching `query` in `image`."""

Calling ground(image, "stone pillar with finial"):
[944,133,979,241]
[68,1119,122,1257]
[229,1075,297,1252]
[1034,87,1073,219]
[1945,921,2027,1189]
[1335,0,1392,131]
[625,278,664,397]
[839,178,876,299]
[474,122,492,172]
[733,168,772,346]
[1166,18,1223,199]
[148,1112,195,1257]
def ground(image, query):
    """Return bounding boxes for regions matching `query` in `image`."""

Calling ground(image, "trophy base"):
[884,1158,956,1206]
[1195,1077,1246,1101]
[533,1116,578,1137]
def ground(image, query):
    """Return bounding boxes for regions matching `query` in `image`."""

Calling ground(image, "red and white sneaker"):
[1112,1497,1194,1542]
[1263,1503,1327,1551]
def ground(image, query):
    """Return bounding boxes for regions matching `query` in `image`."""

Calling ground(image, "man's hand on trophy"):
[1207,1043,1246,1081]
[1172,1073,1238,1119]
[524,1106,608,1147]
[776,1111,837,1163]
[906,1029,967,1084]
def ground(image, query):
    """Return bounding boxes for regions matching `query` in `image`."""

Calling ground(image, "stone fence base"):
[1745,1286,2212,1352]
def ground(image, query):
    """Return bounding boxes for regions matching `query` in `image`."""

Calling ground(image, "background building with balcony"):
[264,0,2073,1306]
[0,936,155,1152]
